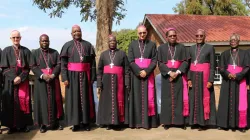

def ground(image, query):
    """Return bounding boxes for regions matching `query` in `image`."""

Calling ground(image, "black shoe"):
[40,125,47,133]
[84,125,91,131]
[58,125,63,130]
[232,128,236,132]
[239,129,246,133]
[106,125,112,130]
[7,128,17,134]
[164,125,169,130]
[198,126,206,131]
[182,125,187,130]
[72,125,80,132]
[20,126,30,133]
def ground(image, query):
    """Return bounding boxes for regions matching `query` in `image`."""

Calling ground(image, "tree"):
[113,29,137,53]
[173,0,249,16]
[32,0,127,58]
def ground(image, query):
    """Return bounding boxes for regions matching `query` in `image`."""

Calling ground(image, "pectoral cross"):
[233,63,236,69]
[171,59,175,66]
[110,63,114,68]
[194,60,198,66]
[139,56,144,62]
[17,59,21,65]
[80,56,83,62]
[46,67,50,72]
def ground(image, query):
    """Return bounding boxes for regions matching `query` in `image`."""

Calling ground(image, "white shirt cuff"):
[40,74,44,79]
[168,71,172,75]
[176,70,181,74]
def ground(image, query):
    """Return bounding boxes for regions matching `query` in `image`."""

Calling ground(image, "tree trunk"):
[95,0,114,64]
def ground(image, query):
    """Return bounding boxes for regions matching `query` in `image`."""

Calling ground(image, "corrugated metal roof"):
[144,14,250,43]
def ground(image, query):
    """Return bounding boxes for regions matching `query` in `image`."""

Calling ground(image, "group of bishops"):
[0,24,250,135]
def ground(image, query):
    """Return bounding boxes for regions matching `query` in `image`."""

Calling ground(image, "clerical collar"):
[41,48,49,52]
[231,47,238,52]
[13,45,20,49]
[109,48,117,52]
[139,39,146,43]
[197,43,205,47]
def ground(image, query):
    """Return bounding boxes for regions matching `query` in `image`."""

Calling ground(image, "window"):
[214,53,222,84]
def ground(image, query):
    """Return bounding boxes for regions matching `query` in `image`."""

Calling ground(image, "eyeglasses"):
[139,32,147,35]
[40,40,49,43]
[168,35,177,38]
[11,37,21,39]
[195,35,204,38]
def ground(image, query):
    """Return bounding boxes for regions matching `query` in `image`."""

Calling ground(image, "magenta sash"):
[103,66,125,122]
[67,63,90,72]
[227,65,247,128]
[67,62,95,118]
[190,63,210,120]
[41,69,63,118]
[166,60,189,117]
[135,58,155,116]
[17,62,30,114]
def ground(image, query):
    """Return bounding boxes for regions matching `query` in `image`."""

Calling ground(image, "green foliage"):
[173,0,249,16]
[113,29,137,54]
[32,0,126,24]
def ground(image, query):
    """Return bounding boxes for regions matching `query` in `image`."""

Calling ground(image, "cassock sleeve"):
[30,50,43,79]
[52,51,61,77]
[208,46,215,83]
[90,45,97,82]
[158,46,171,76]
[19,49,31,82]
[144,43,157,77]
[60,44,69,82]
[219,51,230,79]
[97,53,104,89]
[124,52,130,87]
[128,42,141,76]
[178,45,189,74]
[235,51,249,81]
[186,46,192,80]
[1,49,16,81]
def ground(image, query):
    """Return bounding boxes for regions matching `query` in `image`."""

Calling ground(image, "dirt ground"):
[0,126,250,140]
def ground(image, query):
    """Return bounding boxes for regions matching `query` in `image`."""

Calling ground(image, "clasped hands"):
[139,70,147,78]
[228,73,236,80]
[42,74,55,82]
[169,71,179,82]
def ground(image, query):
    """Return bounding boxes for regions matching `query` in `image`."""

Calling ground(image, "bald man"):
[217,34,249,132]
[30,34,64,133]
[0,30,33,134]
[60,25,96,132]
[127,25,158,129]
[187,29,216,130]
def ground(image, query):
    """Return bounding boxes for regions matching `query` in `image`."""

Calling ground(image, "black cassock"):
[217,49,249,129]
[97,49,130,125]
[30,48,64,126]
[0,49,3,127]
[60,39,96,126]
[158,43,189,125]
[247,49,250,128]
[187,43,216,126]
[0,46,33,128]
[127,40,158,129]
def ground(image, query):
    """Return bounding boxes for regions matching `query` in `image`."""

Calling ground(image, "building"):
[143,14,250,84]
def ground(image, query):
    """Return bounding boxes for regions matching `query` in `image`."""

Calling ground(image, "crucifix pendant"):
[194,60,198,66]
[46,67,50,72]
[171,59,175,66]
[110,63,114,68]
[17,59,21,65]
[80,56,83,62]
[139,56,144,62]
[233,63,236,69]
